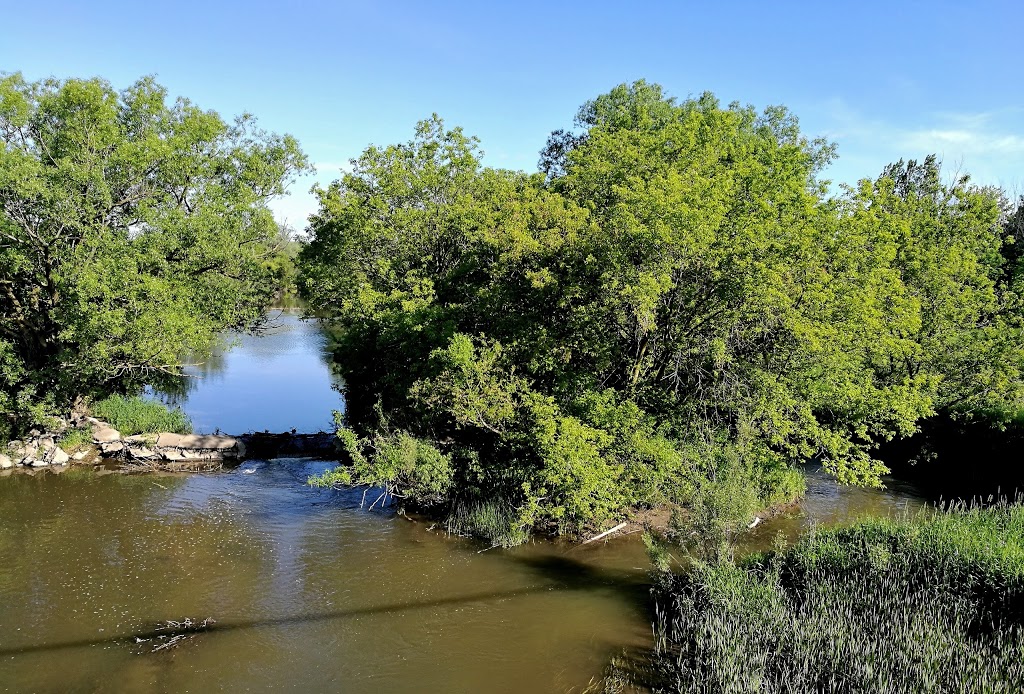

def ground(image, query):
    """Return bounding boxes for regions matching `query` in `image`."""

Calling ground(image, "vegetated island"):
[300,80,1024,547]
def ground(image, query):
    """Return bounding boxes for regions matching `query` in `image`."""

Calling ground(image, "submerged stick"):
[582,522,628,545]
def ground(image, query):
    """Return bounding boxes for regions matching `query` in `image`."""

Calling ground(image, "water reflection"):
[739,465,929,554]
[152,311,345,435]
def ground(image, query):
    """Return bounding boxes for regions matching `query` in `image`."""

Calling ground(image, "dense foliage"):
[0,73,309,440]
[301,81,1024,540]
[648,502,1024,693]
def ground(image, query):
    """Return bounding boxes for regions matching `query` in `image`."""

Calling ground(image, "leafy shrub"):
[92,395,192,435]
[309,425,454,508]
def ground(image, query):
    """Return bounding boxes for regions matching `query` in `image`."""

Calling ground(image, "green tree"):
[1000,196,1024,290]
[300,82,1024,540]
[545,81,919,485]
[842,157,1024,421]
[0,72,309,435]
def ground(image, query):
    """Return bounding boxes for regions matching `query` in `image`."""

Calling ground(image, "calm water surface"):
[0,463,652,693]
[157,310,344,434]
[0,314,930,693]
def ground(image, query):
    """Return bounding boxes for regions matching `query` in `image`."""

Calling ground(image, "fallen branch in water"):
[139,617,216,653]
[582,522,629,545]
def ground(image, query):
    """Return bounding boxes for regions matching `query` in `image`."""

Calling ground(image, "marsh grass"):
[445,500,531,548]
[650,500,1024,693]
[93,395,193,436]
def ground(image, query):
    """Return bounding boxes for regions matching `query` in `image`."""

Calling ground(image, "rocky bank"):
[2,411,245,472]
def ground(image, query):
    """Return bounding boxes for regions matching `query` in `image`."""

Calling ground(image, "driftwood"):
[137,617,216,653]
[582,521,629,545]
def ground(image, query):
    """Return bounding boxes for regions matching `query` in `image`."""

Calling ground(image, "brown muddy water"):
[0,315,930,693]
[0,464,927,694]
[0,462,653,693]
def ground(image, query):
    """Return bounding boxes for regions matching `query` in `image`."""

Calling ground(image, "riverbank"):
[2,404,245,473]
[631,500,1024,693]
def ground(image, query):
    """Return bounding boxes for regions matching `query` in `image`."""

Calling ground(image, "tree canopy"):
[300,81,1024,541]
[0,73,309,435]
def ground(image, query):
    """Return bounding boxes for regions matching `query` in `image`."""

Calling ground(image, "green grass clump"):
[446,500,531,548]
[57,425,93,451]
[92,395,192,436]
[651,501,1024,693]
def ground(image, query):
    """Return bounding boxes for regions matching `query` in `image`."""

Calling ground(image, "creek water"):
[0,314,929,693]
[155,311,345,435]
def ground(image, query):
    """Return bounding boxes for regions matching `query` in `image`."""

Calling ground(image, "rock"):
[85,417,101,425]
[47,447,70,466]
[234,440,246,459]
[28,428,41,437]
[7,440,23,453]
[160,449,187,461]
[127,446,158,460]
[16,445,38,464]
[92,426,121,443]
[175,435,238,450]
[155,433,185,447]
[38,436,56,449]
[31,459,49,467]
[125,434,157,445]
[72,451,88,461]
[100,441,124,455]
[0,454,12,469]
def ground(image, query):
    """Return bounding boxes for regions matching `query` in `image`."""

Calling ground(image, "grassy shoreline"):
[639,501,1024,693]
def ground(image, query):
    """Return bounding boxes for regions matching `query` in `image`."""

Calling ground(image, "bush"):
[650,501,1024,693]
[92,395,192,435]
[309,425,454,508]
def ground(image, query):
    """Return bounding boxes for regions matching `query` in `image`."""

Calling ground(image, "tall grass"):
[445,500,531,548]
[650,501,1024,693]
[92,395,193,436]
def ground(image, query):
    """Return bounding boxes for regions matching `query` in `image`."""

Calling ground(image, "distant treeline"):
[301,80,1024,542]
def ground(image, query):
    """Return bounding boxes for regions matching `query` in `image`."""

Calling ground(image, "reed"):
[650,500,1024,693]
[445,500,531,548]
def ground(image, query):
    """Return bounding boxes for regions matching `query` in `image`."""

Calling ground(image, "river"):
[0,312,928,693]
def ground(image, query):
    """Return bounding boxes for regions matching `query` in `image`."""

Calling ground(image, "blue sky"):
[3,0,1021,226]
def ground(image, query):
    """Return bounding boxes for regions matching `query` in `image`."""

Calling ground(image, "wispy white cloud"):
[816,99,1024,191]
[901,128,1024,155]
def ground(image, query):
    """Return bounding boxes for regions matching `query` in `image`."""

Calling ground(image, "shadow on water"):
[511,554,653,620]
[880,414,1024,503]
[0,553,653,659]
